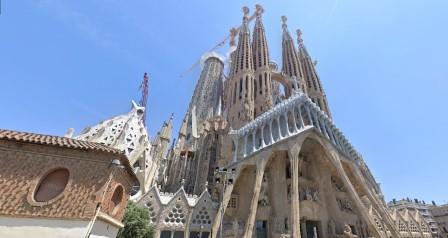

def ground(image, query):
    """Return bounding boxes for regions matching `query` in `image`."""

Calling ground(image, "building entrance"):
[255,220,268,238]
[301,220,320,238]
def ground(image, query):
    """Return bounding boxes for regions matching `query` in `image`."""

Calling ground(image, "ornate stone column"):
[242,160,267,238]
[211,183,235,238]
[154,230,161,238]
[288,147,302,238]
[300,221,307,238]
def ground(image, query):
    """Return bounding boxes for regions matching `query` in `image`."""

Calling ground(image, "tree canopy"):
[117,202,154,238]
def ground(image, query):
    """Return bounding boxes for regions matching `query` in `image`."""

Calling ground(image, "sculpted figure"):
[258,175,269,206]
[328,219,336,235]
[312,188,320,202]
[305,187,313,200]
[232,219,239,238]
[342,224,358,238]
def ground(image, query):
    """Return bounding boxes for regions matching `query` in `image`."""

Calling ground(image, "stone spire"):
[151,114,173,162]
[226,6,255,129]
[158,113,173,142]
[231,6,254,76]
[252,4,273,117]
[281,16,306,93]
[150,114,174,188]
[173,115,188,156]
[296,29,332,118]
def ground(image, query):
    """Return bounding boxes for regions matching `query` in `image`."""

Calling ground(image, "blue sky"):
[1,0,447,204]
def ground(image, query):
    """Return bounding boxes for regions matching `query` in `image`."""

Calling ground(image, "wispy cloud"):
[324,0,340,25]
[34,0,148,68]
[69,98,106,119]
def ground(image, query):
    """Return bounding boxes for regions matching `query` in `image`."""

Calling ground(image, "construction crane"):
[179,5,263,78]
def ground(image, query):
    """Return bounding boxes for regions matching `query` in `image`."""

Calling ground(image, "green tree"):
[117,201,154,238]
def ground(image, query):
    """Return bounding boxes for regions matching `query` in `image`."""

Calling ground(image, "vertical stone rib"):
[289,149,302,238]
[243,163,265,238]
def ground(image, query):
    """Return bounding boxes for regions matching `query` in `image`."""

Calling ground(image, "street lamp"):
[214,167,236,238]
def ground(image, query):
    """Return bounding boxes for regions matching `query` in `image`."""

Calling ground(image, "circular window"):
[111,185,124,215]
[34,168,69,202]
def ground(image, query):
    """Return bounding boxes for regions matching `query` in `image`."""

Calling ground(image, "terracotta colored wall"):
[0,140,133,221]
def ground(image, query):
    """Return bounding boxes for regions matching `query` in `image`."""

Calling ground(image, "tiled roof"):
[0,128,140,189]
[0,129,122,155]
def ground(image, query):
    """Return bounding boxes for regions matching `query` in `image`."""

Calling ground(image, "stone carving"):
[328,219,336,235]
[337,198,354,213]
[341,224,358,238]
[258,174,269,206]
[301,186,320,202]
[331,176,345,192]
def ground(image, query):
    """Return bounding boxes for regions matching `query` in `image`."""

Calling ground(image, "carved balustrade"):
[229,91,360,166]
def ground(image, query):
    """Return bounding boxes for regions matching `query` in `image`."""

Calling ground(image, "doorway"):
[256,220,268,238]
[303,220,320,238]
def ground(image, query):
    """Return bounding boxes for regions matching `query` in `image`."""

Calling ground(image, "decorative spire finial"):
[204,181,209,191]
[170,113,174,121]
[242,6,250,21]
[181,179,185,188]
[296,29,303,44]
[281,15,288,30]
[255,4,264,17]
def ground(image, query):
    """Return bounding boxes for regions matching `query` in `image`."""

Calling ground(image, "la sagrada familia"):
[72,5,433,238]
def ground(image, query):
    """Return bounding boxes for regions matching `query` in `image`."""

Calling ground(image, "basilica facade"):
[73,5,433,238]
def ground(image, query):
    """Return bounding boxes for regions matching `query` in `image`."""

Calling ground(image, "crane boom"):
[179,5,262,78]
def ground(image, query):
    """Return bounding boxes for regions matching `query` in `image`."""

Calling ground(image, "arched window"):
[34,168,69,202]
[233,82,237,104]
[254,78,257,99]
[239,78,243,99]
[245,75,249,98]
[111,185,124,215]
[264,72,268,93]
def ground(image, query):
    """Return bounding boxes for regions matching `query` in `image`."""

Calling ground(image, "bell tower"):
[252,4,273,117]
[226,6,255,129]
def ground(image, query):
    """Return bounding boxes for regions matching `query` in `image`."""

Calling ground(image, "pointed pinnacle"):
[296,29,303,44]
[281,16,288,30]
[255,4,264,16]
[243,6,249,17]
